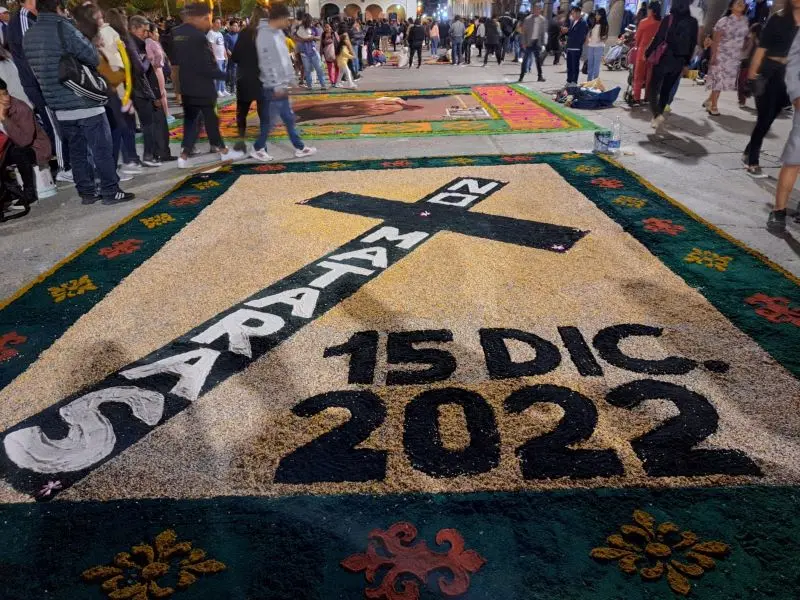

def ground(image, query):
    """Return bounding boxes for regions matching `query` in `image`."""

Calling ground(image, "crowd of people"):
[0,0,796,234]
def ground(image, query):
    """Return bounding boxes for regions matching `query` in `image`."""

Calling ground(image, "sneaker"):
[142,158,161,167]
[217,91,225,98]
[295,146,318,158]
[650,115,665,130]
[221,148,246,162]
[81,194,100,205]
[56,169,74,183]
[746,165,767,179]
[166,115,177,124]
[766,210,787,233]
[102,191,136,205]
[121,162,143,174]
[537,76,546,82]
[249,148,274,162]
[178,157,191,169]
[7,197,27,211]
[117,170,133,182]
[663,105,672,114]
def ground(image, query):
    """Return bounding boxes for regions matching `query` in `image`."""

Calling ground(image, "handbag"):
[646,16,673,66]
[57,20,108,104]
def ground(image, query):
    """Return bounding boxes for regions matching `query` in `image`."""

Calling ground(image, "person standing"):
[24,0,133,205]
[295,14,327,89]
[519,5,546,82]
[767,18,800,232]
[631,1,662,105]
[483,16,503,66]
[743,0,799,178]
[0,8,10,51]
[408,18,425,68]
[564,6,588,84]
[207,17,228,97]
[450,15,465,65]
[646,0,699,131]
[231,5,265,145]
[321,23,338,82]
[430,20,440,55]
[703,0,749,115]
[463,17,475,64]
[586,8,609,80]
[546,11,562,64]
[476,17,485,57]
[350,20,365,75]
[250,2,316,162]
[335,24,357,88]
[172,2,245,169]
[224,20,240,94]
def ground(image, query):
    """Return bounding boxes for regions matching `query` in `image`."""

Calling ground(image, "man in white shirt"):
[207,17,228,96]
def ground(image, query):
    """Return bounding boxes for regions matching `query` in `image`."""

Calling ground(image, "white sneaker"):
[295,146,317,158]
[121,162,143,174]
[222,149,246,162]
[177,157,190,169]
[166,115,177,124]
[249,148,274,162]
[217,91,225,98]
[56,169,73,184]
[650,115,665,130]
[117,170,133,182]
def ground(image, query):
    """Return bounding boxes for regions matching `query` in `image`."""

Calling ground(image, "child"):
[250,2,316,162]
[335,25,356,88]
[372,48,387,66]
[695,34,713,85]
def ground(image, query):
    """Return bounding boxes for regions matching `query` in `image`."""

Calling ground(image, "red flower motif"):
[251,164,287,173]
[745,293,800,326]
[501,155,532,162]
[381,160,412,168]
[342,522,486,600]
[169,195,202,207]
[591,177,625,189]
[642,218,685,236]
[0,331,27,362]
[98,239,143,259]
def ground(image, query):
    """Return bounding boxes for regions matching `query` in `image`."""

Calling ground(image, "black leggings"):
[483,43,502,65]
[745,67,789,166]
[182,101,224,152]
[409,45,423,67]
[236,80,264,138]
[648,63,683,117]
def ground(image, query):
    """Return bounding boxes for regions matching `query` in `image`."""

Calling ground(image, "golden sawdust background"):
[1,165,798,504]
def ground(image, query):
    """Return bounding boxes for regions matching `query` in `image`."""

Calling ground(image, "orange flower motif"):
[591,177,625,189]
[0,332,26,362]
[381,160,413,168]
[169,195,202,208]
[501,155,533,162]
[98,239,143,259]
[642,218,685,236]
[251,164,287,173]
[591,510,731,596]
[745,293,800,326]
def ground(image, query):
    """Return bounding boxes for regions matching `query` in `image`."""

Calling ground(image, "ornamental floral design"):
[501,155,533,162]
[82,529,226,599]
[48,275,97,303]
[98,239,143,259]
[439,121,490,131]
[320,162,352,170]
[745,293,800,326]
[642,218,685,236]
[575,164,603,175]
[251,164,287,173]
[0,331,26,361]
[361,123,432,134]
[168,196,202,208]
[446,157,476,165]
[192,180,220,191]
[140,214,176,229]
[613,195,647,209]
[684,248,732,272]
[592,177,625,189]
[342,522,486,600]
[591,510,731,596]
[381,160,413,168]
[561,152,583,159]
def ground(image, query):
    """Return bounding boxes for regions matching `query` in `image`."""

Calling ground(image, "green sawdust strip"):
[0,153,797,393]
[0,485,798,598]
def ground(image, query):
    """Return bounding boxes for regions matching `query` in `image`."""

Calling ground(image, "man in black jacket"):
[172,3,244,168]
[408,19,425,68]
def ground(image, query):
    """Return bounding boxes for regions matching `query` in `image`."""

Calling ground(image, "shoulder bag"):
[57,20,108,104]
[646,15,673,66]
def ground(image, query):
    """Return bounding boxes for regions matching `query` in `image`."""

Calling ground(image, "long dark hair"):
[596,7,609,38]
[73,2,100,41]
[648,1,663,20]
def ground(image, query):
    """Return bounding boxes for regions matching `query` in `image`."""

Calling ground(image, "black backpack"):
[57,21,108,105]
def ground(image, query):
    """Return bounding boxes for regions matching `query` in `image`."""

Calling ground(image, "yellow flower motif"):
[217,165,233,173]
[140,213,176,229]
[361,122,432,134]
[613,195,647,209]
[192,180,221,191]
[320,162,352,170]
[575,164,603,175]
[591,510,731,596]
[48,274,97,303]
[446,157,476,165]
[561,152,583,159]
[684,248,733,272]
[440,121,491,131]
[82,529,226,599]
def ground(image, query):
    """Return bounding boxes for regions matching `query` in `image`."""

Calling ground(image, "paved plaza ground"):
[0,54,799,600]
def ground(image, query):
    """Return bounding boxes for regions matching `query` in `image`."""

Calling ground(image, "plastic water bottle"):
[608,117,622,154]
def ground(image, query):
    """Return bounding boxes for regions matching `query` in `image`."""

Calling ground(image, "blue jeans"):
[566,49,581,84]
[452,39,463,64]
[669,75,681,104]
[512,37,521,61]
[431,37,439,55]
[255,89,305,153]
[587,45,603,81]
[301,51,327,88]
[520,43,542,79]
[59,113,119,199]
[352,44,362,73]
[216,60,227,93]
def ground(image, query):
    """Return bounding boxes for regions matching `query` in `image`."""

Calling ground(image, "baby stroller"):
[623,59,636,105]
[605,24,636,71]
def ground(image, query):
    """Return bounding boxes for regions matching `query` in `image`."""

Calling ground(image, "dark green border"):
[0,152,797,392]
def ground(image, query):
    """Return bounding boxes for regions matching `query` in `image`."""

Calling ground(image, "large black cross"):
[0,176,588,499]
